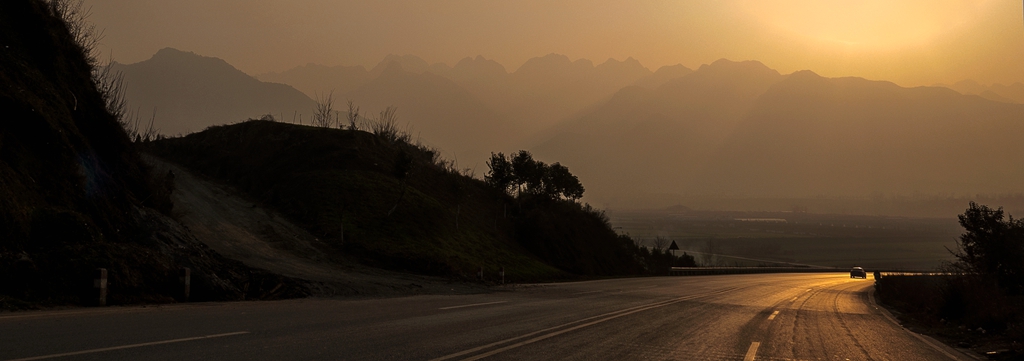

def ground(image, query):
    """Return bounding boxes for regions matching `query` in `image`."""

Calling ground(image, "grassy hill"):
[145,120,679,280]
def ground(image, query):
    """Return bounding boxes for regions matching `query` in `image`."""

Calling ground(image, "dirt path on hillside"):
[142,154,483,297]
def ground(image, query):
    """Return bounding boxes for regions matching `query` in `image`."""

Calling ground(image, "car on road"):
[850,267,867,279]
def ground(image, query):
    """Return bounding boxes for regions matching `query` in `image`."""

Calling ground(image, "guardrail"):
[876,271,962,277]
[669,267,937,276]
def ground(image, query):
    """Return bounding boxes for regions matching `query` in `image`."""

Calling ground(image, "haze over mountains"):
[117,48,1024,214]
[536,59,1024,209]
[112,48,316,136]
[258,53,683,134]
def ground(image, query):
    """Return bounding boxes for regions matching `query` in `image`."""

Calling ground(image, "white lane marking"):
[572,290,604,295]
[743,341,761,361]
[0,310,117,321]
[456,297,695,361]
[806,288,812,292]
[0,308,165,321]
[767,310,779,320]
[5,331,250,361]
[790,296,798,302]
[439,301,508,310]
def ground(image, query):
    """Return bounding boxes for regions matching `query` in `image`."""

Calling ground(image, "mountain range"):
[257,53,687,133]
[112,48,316,136]
[936,80,1024,104]
[116,49,1024,212]
[533,60,1024,208]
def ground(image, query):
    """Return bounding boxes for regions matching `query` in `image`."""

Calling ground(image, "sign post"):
[668,241,680,257]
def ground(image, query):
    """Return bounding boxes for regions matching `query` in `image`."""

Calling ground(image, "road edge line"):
[439,301,508,310]
[4,331,250,361]
[868,287,981,361]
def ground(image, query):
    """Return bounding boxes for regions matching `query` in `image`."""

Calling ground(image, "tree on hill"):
[510,150,543,197]
[485,152,514,194]
[547,162,584,201]
[486,151,584,202]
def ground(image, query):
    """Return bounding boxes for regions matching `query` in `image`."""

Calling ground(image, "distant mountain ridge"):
[345,60,518,164]
[256,53,690,132]
[533,61,1024,208]
[937,80,1024,104]
[119,49,1024,212]
[252,53,691,167]
[113,48,316,135]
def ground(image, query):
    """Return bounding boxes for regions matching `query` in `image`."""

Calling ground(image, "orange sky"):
[85,0,1024,86]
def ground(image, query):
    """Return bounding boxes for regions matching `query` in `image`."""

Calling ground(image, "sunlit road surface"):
[0,274,974,361]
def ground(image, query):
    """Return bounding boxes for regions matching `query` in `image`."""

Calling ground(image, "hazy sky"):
[85,0,1024,86]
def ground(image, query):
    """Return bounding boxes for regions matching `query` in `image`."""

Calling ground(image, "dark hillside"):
[146,120,668,279]
[514,196,640,275]
[0,0,304,308]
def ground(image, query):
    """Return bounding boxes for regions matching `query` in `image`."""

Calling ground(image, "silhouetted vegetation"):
[486,151,584,202]
[949,202,1024,295]
[345,100,360,131]
[312,90,337,128]
[368,106,407,144]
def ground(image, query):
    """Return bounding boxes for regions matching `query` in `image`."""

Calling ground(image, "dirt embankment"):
[143,154,485,297]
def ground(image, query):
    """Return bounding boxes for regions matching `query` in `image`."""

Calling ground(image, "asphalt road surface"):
[0,273,976,360]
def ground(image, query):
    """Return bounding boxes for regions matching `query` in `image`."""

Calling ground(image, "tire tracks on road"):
[428,286,744,361]
[831,281,876,361]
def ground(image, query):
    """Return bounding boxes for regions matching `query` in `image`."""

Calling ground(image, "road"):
[0,274,975,360]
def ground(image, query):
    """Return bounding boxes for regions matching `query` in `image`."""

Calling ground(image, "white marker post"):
[477,267,484,282]
[500,267,505,285]
[180,267,191,302]
[94,268,107,306]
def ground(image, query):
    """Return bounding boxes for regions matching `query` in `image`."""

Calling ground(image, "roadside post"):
[500,267,505,284]
[180,267,191,302]
[477,267,484,282]
[94,268,107,306]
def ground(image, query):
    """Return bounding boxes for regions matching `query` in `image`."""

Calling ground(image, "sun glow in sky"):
[86,0,1024,86]
[739,1,997,48]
